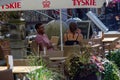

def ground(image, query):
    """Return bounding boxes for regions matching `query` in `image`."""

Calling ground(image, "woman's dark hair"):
[69,22,77,33]
[35,22,43,30]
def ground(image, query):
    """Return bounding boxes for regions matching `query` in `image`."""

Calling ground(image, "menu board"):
[77,21,93,39]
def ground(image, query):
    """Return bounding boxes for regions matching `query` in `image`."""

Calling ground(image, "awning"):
[0,0,105,11]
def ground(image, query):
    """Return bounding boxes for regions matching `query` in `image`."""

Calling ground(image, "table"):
[102,37,119,43]
[104,31,120,37]
[0,66,42,74]
[102,37,119,55]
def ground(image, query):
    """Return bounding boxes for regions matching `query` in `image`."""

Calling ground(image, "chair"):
[0,40,11,57]
[13,59,33,79]
[83,38,104,56]
[0,47,5,60]
[50,36,59,46]
[0,69,14,80]
[30,40,39,55]
[90,38,103,56]
[50,36,60,50]
[115,41,120,49]
[40,50,64,69]
[41,51,65,75]
[13,59,31,66]
[102,37,119,55]
[0,40,11,66]
[63,45,80,57]
[91,38,115,57]
[0,47,6,66]
[40,50,63,58]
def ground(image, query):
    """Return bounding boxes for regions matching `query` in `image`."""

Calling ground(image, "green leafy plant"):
[65,46,99,80]
[106,50,120,67]
[26,55,63,80]
[68,56,98,80]
[103,60,120,80]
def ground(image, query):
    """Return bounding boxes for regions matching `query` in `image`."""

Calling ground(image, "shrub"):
[103,60,120,80]
[106,50,120,67]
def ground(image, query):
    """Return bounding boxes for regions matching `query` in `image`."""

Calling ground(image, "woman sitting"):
[64,22,83,45]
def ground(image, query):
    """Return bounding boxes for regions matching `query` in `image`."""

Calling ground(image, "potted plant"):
[64,45,102,80]
[26,55,63,80]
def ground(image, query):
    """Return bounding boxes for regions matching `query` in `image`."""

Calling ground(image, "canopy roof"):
[0,0,105,11]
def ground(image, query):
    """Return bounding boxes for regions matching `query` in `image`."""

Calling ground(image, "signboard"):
[77,21,93,39]
[0,0,105,11]
[0,0,21,6]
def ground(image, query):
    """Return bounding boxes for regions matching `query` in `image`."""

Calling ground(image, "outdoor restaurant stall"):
[1,0,120,80]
